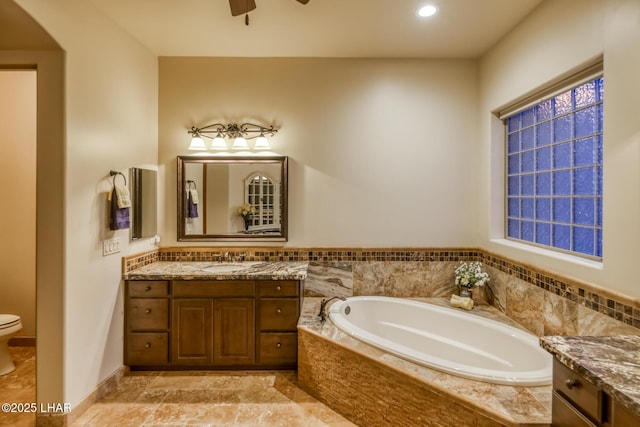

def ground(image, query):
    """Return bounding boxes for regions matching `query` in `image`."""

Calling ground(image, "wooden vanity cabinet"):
[171,280,255,366]
[257,280,300,367]
[552,358,639,427]
[552,359,604,426]
[125,281,170,366]
[125,279,301,369]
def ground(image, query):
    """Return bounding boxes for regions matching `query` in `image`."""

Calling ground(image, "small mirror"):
[130,167,157,240]
[177,156,288,241]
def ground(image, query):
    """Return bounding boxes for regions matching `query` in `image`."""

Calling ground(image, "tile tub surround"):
[123,247,640,336]
[540,335,640,420]
[298,297,552,426]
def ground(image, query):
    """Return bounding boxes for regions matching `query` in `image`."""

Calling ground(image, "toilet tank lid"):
[0,314,21,327]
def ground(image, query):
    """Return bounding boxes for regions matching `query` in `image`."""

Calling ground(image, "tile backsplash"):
[123,247,640,336]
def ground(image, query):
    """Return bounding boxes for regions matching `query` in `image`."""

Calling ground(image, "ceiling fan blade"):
[296,0,311,4]
[229,0,256,16]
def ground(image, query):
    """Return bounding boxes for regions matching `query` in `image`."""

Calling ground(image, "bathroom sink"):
[200,262,263,274]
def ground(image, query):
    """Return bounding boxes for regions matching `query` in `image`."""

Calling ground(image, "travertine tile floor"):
[0,346,36,427]
[72,371,355,426]
[0,346,355,426]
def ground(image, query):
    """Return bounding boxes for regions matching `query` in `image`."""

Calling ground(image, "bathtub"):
[328,296,552,386]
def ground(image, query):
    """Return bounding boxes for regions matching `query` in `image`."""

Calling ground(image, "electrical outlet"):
[103,237,121,256]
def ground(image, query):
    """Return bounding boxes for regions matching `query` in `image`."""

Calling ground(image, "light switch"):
[103,237,121,256]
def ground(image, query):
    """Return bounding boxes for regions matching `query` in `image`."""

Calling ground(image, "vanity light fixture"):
[417,4,438,17]
[188,122,277,150]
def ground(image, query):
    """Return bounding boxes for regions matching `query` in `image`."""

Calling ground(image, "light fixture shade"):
[188,136,207,150]
[232,137,249,149]
[211,136,227,149]
[253,136,271,150]
[418,5,438,17]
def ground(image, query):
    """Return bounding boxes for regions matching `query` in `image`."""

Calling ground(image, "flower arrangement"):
[454,262,490,289]
[237,203,256,220]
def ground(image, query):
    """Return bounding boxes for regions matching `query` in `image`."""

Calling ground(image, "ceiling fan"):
[229,0,310,25]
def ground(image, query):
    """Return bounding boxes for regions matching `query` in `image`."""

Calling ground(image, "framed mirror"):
[130,167,158,240]
[177,156,288,241]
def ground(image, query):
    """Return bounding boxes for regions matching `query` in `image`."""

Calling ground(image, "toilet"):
[0,314,23,375]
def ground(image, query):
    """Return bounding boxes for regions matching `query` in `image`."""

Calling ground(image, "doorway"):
[0,69,37,425]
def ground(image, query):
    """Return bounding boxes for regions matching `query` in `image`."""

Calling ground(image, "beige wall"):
[479,0,640,299]
[0,70,36,336]
[159,57,479,247]
[16,0,158,408]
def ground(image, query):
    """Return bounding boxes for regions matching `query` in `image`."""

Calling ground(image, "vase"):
[459,287,472,298]
[244,219,250,231]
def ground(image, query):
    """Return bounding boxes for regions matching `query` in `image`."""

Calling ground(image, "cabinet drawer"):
[259,332,297,365]
[173,280,255,297]
[259,280,299,297]
[552,391,598,427]
[127,332,168,365]
[128,281,168,297]
[127,299,169,330]
[553,359,602,423]
[259,299,299,330]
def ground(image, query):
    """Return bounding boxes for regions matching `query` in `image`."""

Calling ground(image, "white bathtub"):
[328,296,552,386]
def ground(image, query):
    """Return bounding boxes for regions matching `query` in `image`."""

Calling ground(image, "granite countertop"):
[540,335,640,419]
[124,261,308,281]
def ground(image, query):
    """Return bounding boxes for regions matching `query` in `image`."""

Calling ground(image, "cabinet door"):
[613,400,638,427]
[213,298,255,366]
[172,299,213,365]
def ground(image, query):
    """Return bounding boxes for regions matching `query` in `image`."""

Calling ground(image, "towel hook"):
[186,180,196,190]
[110,170,127,186]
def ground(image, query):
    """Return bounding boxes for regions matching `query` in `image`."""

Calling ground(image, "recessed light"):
[417,5,438,17]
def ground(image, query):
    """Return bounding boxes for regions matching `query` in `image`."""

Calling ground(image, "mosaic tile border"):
[122,247,639,330]
[153,247,479,263]
[122,249,158,274]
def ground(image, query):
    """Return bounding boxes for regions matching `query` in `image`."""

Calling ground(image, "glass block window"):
[505,76,603,259]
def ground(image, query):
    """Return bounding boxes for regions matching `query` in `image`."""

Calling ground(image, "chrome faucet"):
[318,296,347,323]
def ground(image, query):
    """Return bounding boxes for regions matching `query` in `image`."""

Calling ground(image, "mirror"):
[130,167,158,240]
[177,156,288,241]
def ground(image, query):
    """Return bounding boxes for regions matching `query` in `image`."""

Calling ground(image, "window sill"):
[489,238,603,270]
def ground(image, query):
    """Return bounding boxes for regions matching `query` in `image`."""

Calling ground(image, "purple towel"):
[109,187,130,230]
[187,191,198,218]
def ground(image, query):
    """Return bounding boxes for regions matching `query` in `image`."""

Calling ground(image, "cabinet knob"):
[144,343,151,349]
[276,286,282,291]
[565,379,579,390]
[276,342,282,348]
[145,286,151,291]
[145,309,152,314]
[276,308,282,314]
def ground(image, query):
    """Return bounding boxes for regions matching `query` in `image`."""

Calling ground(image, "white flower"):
[237,203,256,219]
[454,262,490,289]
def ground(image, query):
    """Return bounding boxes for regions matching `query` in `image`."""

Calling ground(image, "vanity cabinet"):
[124,279,301,369]
[552,358,639,427]
[125,281,170,366]
[257,280,300,365]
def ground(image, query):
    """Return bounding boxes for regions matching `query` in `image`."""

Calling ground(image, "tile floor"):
[0,346,355,427]
[0,346,36,427]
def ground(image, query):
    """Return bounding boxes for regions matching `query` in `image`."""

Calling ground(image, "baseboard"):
[64,365,129,426]
[9,336,36,347]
